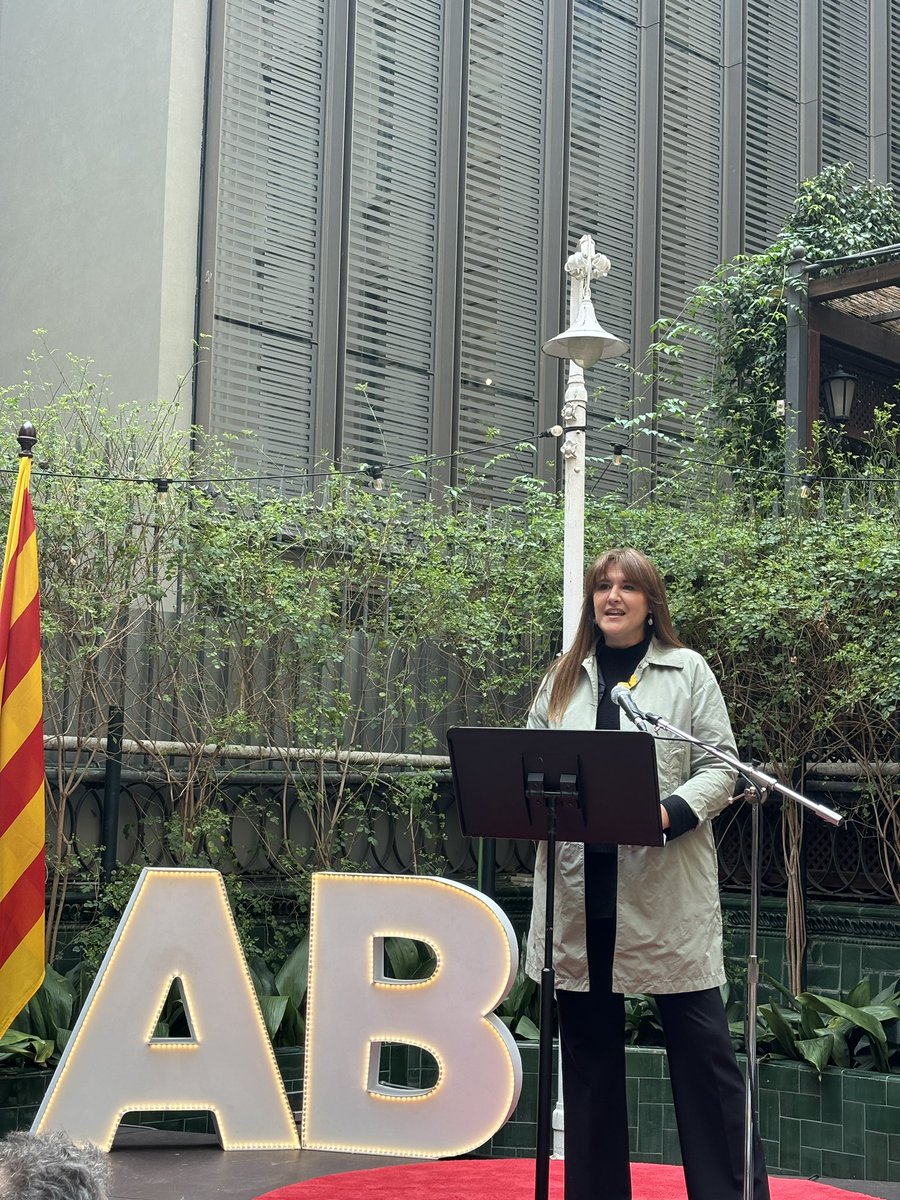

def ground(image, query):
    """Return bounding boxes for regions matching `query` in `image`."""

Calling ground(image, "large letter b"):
[301,873,522,1157]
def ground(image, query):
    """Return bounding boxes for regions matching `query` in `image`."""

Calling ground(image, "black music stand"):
[447,727,664,1200]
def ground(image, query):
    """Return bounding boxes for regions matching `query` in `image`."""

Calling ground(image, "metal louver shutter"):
[890,0,900,195]
[745,0,800,251]
[569,1,640,499]
[657,0,724,471]
[458,0,548,502]
[821,0,870,171]
[341,0,443,490]
[593,0,639,18]
[210,0,325,482]
[665,0,722,60]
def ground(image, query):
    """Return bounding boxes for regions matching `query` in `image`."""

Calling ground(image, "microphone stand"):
[623,703,842,1200]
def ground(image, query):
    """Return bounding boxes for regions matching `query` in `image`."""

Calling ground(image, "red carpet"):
[255,1159,884,1200]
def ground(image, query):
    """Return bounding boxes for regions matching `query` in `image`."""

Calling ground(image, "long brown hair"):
[545,548,684,722]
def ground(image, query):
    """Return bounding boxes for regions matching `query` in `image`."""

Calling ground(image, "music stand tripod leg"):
[535,792,557,1200]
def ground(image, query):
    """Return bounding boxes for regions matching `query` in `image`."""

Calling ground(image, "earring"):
[647,613,654,627]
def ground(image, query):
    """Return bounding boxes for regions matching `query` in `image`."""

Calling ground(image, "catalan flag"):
[0,435,45,1037]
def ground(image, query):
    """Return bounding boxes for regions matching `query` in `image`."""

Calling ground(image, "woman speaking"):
[525,547,769,1200]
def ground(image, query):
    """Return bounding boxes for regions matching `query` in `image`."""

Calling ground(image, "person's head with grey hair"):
[0,1131,110,1200]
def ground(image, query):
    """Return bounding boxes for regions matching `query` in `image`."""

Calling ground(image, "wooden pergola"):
[784,244,900,486]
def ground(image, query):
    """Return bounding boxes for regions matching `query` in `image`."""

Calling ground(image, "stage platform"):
[108,1128,416,1200]
[107,1128,900,1200]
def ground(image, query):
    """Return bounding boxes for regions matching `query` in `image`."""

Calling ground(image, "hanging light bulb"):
[359,463,385,491]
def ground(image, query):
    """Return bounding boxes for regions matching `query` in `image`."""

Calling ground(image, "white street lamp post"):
[559,342,588,649]
[541,234,628,1158]
[543,233,628,645]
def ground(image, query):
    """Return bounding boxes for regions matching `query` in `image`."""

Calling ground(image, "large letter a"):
[33,868,299,1150]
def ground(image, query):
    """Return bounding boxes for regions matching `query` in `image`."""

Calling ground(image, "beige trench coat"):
[524,639,737,994]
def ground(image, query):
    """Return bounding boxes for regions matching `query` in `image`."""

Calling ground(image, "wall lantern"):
[821,366,857,424]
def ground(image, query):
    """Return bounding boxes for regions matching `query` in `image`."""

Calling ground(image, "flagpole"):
[0,420,45,1038]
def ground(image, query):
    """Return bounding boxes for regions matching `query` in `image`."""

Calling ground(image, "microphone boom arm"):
[644,711,843,826]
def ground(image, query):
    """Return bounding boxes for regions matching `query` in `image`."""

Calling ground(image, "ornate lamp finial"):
[17,422,37,458]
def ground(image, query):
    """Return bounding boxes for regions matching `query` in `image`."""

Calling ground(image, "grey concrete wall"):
[0,0,207,425]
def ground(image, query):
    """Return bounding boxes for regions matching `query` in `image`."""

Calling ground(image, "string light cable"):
[2,433,900,494]
[0,425,570,494]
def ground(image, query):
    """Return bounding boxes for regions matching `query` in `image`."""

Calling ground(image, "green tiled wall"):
[758,1059,900,1183]
[379,1042,440,1091]
[722,897,900,1000]
[474,1043,900,1182]
[0,1045,304,1141]
[0,1068,49,1138]
[477,1039,557,1158]
[119,1109,217,1135]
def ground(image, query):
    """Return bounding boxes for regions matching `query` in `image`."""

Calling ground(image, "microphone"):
[610,683,651,733]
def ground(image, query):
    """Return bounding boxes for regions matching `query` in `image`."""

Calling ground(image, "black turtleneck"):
[595,632,652,727]
[584,631,698,920]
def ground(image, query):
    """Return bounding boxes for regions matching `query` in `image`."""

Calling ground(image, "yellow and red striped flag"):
[0,437,45,1037]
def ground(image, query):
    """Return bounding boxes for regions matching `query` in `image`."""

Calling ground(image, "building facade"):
[1,0,898,497]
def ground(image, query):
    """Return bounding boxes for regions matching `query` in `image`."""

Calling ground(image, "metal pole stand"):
[739,782,767,1200]
[630,710,842,1200]
[527,771,570,1200]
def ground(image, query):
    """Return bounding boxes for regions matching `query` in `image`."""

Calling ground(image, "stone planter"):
[477,1043,900,1183]
[0,1045,304,1138]
[757,1056,900,1182]
[0,1065,51,1137]
[4,1042,898,1182]
[275,1045,303,1116]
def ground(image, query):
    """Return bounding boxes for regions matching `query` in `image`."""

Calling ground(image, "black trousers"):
[555,918,770,1200]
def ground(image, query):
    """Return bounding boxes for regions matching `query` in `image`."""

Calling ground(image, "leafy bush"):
[650,163,900,472]
[747,976,900,1076]
[615,976,900,1077]
[0,964,87,1067]
[248,937,309,1047]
